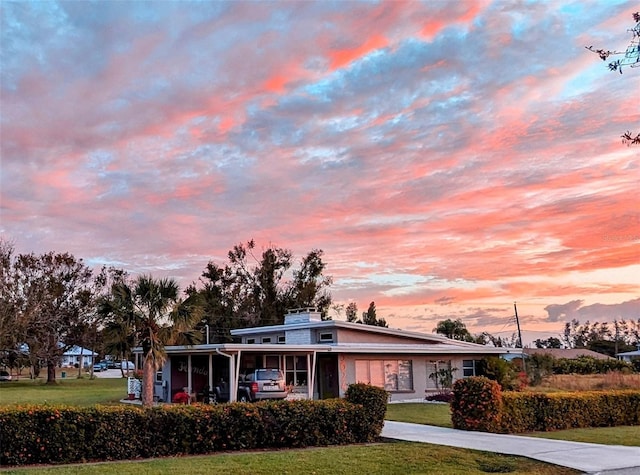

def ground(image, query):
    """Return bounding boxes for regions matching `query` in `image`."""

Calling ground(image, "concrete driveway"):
[92,368,133,378]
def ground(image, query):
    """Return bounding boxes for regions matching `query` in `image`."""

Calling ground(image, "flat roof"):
[137,342,506,356]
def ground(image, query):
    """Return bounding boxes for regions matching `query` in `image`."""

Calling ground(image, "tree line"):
[0,238,387,404]
[432,317,640,358]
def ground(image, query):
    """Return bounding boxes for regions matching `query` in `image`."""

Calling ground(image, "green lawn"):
[386,402,453,428]
[1,441,578,475]
[384,402,640,447]
[0,377,127,407]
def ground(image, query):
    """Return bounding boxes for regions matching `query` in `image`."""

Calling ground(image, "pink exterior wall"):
[335,328,439,345]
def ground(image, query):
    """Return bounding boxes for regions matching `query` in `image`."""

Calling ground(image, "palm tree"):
[434,319,474,342]
[101,275,201,406]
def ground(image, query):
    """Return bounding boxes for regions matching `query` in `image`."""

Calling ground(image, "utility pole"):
[514,302,526,375]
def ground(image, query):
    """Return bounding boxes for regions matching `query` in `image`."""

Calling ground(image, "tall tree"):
[191,240,333,341]
[434,318,474,342]
[345,302,358,323]
[1,245,94,383]
[287,249,333,319]
[534,337,562,349]
[360,301,388,327]
[101,275,201,405]
[586,12,640,145]
[97,268,134,376]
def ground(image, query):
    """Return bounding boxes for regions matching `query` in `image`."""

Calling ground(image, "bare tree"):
[1,245,94,383]
[586,12,640,145]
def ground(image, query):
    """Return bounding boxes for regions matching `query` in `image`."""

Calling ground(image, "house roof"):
[231,319,486,349]
[154,342,506,356]
[63,345,97,356]
[523,348,612,360]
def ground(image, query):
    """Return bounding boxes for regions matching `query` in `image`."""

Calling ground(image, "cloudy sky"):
[2,0,639,344]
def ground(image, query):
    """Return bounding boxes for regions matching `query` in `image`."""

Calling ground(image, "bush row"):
[500,390,640,432]
[0,384,388,466]
[452,376,640,433]
[549,355,634,375]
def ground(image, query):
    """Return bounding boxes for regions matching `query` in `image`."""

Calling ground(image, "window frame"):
[355,359,413,392]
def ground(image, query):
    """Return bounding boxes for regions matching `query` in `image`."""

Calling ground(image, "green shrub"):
[526,354,555,385]
[344,383,388,440]
[476,357,519,390]
[551,356,633,375]
[0,391,386,467]
[451,377,502,432]
[499,390,640,433]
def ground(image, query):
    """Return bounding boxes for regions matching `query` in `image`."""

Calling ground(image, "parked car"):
[119,361,135,370]
[93,362,107,372]
[105,360,117,369]
[207,368,287,403]
[0,370,12,381]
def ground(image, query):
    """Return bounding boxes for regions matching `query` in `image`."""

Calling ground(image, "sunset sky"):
[2,1,639,345]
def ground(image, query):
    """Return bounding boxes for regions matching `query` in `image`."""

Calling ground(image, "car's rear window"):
[255,369,282,380]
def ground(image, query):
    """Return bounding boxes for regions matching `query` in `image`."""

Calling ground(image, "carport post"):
[187,354,192,395]
[208,354,213,390]
[308,351,317,400]
[215,348,236,402]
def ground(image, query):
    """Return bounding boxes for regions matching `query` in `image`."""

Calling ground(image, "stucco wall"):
[339,353,489,402]
[335,328,439,345]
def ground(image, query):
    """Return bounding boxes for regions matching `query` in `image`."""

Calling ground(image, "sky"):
[1,0,639,346]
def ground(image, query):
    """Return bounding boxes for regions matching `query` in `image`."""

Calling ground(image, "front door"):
[317,355,339,399]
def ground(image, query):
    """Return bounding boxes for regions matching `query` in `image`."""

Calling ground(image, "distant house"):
[616,345,640,363]
[501,347,614,363]
[61,346,97,368]
[524,348,613,360]
[143,308,507,403]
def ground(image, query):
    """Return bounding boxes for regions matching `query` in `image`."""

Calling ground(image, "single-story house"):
[61,346,97,368]
[144,308,509,403]
[616,345,640,363]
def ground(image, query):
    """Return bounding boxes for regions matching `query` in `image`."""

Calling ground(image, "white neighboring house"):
[61,346,97,368]
[616,344,640,363]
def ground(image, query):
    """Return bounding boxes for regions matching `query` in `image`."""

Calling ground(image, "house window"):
[426,360,453,390]
[155,372,163,383]
[463,359,479,377]
[278,335,286,344]
[318,332,334,343]
[285,355,308,387]
[355,359,413,392]
[247,338,256,344]
[262,337,272,343]
[264,355,280,369]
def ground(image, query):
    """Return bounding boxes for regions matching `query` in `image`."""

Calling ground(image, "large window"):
[426,360,453,390]
[355,359,413,391]
[285,355,308,387]
[463,359,480,377]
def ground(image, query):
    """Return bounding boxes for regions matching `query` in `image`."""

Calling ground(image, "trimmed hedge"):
[451,377,502,432]
[0,384,386,466]
[500,390,640,433]
[452,377,640,433]
[344,383,388,438]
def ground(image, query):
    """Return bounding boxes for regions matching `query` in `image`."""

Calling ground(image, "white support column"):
[187,354,192,394]
[308,352,317,400]
[208,353,213,390]
[232,351,240,402]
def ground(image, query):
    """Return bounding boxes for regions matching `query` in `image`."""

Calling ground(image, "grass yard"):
[525,426,640,446]
[534,373,640,392]
[386,402,452,428]
[385,402,640,447]
[0,377,126,407]
[0,441,578,475]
